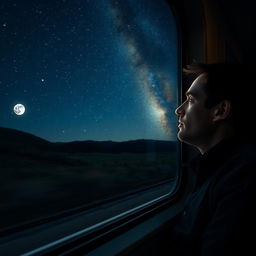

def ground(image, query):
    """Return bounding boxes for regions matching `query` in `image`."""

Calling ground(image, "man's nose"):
[175,103,184,116]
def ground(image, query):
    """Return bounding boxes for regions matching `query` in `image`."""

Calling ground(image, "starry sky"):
[0,0,178,142]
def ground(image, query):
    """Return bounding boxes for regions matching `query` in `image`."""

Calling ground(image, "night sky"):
[0,0,178,142]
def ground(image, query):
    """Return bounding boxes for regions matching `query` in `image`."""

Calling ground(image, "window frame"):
[0,1,183,255]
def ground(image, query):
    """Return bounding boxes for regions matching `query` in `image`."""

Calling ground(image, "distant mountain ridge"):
[0,127,177,153]
[0,127,51,152]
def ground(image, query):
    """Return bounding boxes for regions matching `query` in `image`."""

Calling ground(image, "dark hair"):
[184,63,254,135]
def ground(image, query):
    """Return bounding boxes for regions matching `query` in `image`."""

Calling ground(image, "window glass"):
[0,0,179,230]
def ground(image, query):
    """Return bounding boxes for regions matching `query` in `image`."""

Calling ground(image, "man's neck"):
[197,127,236,155]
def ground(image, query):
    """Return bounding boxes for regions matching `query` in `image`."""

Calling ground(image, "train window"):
[0,0,179,232]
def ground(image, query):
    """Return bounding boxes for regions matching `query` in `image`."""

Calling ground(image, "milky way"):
[109,0,178,136]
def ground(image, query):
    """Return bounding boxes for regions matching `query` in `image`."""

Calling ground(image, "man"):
[168,63,256,255]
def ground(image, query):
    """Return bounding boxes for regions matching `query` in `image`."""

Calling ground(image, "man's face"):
[175,74,216,148]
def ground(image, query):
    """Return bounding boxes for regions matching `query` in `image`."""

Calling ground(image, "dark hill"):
[0,127,51,153]
[53,139,177,153]
[0,126,177,154]
[0,127,50,145]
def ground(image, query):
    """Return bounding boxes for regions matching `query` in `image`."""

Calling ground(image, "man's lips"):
[178,121,184,128]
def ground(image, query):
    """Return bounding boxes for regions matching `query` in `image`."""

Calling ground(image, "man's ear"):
[212,100,232,122]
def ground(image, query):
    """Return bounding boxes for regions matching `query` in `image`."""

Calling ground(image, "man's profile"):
[166,63,256,255]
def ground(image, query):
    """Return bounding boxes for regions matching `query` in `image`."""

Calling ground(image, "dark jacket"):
[169,137,256,255]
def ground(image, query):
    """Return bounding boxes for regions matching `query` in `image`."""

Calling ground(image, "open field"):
[0,150,178,230]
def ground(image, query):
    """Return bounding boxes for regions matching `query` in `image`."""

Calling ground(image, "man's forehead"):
[186,74,207,97]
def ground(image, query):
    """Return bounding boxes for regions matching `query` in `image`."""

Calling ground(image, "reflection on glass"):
[0,0,178,230]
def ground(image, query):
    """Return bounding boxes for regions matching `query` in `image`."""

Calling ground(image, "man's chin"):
[177,131,185,141]
[177,131,189,143]
[177,133,198,149]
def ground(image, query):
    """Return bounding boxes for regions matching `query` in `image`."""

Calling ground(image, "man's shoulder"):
[229,142,256,166]
[208,139,256,177]
[212,142,256,195]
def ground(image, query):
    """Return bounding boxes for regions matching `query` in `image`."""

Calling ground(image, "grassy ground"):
[0,151,178,229]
